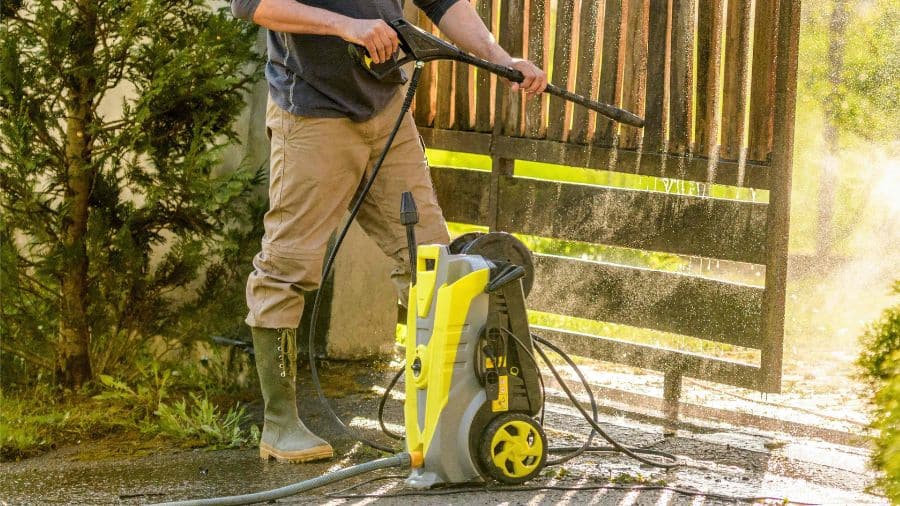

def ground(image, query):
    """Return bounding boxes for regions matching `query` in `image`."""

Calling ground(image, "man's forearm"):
[231,0,400,63]
[435,1,513,66]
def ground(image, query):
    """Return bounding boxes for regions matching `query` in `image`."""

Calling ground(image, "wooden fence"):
[412,0,801,410]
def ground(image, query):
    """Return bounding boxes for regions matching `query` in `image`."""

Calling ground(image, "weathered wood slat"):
[498,0,526,136]
[419,127,493,154]
[668,0,695,155]
[525,0,549,138]
[474,0,494,132]
[595,0,625,146]
[454,61,472,130]
[695,0,725,160]
[748,0,780,163]
[435,59,454,129]
[547,0,577,141]
[429,166,491,226]
[533,327,763,390]
[529,254,764,348]
[414,13,436,127]
[619,0,649,151]
[642,0,670,153]
[418,128,771,189]
[759,0,800,393]
[569,0,602,144]
[495,174,768,264]
[721,0,753,163]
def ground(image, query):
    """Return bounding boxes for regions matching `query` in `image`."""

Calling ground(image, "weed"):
[610,472,667,486]
[155,394,255,449]
[1,363,256,461]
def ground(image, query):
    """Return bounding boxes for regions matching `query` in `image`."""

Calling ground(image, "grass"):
[1,359,258,461]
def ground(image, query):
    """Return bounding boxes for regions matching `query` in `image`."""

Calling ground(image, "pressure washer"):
[156,18,674,506]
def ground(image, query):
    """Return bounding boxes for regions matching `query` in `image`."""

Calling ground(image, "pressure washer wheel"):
[478,412,547,484]
[448,232,535,297]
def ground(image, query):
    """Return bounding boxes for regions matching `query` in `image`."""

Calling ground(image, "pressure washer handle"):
[455,52,645,128]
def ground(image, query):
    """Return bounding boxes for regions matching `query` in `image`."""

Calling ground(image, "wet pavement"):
[0,364,887,505]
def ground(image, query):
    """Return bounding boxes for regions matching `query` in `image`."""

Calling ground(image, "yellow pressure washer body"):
[403,232,547,488]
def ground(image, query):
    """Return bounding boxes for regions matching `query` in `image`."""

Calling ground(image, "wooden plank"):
[528,254,764,348]
[619,0,649,150]
[595,0,625,146]
[498,0,526,136]
[569,0,602,144]
[416,129,770,188]
[546,0,576,141]
[429,166,491,225]
[454,61,472,131]
[668,0,695,155]
[491,134,770,188]
[418,127,493,155]
[747,0,780,162]
[414,13,436,127]
[720,0,752,163]
[474,0,494,132]
[759,0,800,394]
[435,59,454,129]
[695,0,725,160]
[525,0,549,138]
[534,327,763,390]
[642,0,670,153]
[495,174,768,264]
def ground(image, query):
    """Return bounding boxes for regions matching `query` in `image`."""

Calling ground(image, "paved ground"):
[0,362,887,505]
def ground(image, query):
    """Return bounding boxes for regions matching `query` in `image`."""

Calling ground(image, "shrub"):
[1,0,263,389]
[858,280,900,502]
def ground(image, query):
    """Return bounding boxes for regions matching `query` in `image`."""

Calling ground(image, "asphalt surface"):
[0,363,887,505]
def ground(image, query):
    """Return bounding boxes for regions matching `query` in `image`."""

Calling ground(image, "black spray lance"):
[349,18,645,128]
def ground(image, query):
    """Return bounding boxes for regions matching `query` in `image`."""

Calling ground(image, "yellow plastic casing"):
[404,246,489,462]
[415,246,440,318]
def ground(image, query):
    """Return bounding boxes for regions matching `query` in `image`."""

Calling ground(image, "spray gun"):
[349,18,644,128]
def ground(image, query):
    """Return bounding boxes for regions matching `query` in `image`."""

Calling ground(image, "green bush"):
[858,280,900,502]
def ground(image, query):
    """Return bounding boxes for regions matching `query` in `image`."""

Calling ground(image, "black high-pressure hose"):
[305,62,426,455]
[375,328,677,468]
[531,333,678,468]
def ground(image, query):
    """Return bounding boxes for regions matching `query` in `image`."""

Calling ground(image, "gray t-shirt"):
[231,0,459,122]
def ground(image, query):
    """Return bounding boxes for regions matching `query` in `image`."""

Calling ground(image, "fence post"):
[663,371,682,430]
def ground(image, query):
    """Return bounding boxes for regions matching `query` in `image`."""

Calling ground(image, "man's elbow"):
[414,0,462,25]
[230,0,261,22]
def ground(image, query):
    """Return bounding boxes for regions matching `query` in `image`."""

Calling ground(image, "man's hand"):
[509,58,548,97]
[339,18,399,65]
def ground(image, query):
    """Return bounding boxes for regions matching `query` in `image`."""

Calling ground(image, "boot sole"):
[259,442,334,463]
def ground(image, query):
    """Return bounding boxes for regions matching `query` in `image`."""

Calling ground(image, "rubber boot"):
[252,327,333,463]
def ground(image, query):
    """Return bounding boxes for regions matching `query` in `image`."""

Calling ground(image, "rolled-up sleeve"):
[231,0,262,21]
[413,0,461,25]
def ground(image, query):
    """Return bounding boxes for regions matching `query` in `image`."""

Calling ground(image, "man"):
[230,0,548,464]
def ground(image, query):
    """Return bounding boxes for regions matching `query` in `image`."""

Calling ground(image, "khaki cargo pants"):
[246,93,450,329]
